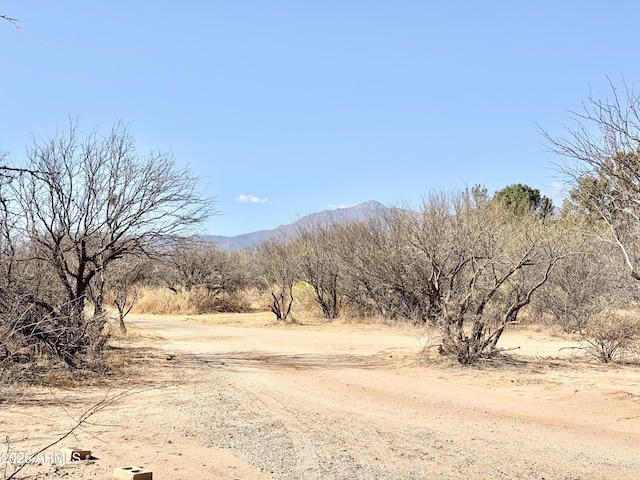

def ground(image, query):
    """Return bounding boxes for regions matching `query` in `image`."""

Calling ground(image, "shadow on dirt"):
[164,350,392,371]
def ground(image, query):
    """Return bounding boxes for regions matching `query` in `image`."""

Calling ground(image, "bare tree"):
[324,192,565,363]
[542,78,640,281]
[533,219,634,333]
[162,243,246,294]
[330,210,432,322]
[404,192,565,363]
[330,218,385,319]
[103,257,149,333]
[258,238,299,321]
[8,120,216,366]
[1,14,19,25]
[297,223,343,319]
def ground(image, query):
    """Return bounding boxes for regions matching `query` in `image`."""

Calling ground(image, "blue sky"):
[1,1,639,236]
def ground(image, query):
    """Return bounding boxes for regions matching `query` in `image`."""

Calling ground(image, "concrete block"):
[60,447,91,462]
[113,466,153,480]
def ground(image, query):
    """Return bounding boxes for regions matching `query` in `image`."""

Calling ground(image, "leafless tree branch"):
[3,389,138,480]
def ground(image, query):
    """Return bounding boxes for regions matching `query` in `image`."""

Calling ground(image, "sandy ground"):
[1,313,639,479]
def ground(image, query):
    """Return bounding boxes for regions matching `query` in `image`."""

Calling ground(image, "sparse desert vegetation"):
[3,85,640,478]
[2,313,640,479]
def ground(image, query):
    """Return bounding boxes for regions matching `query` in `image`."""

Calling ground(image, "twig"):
[0,15,19,27]
[4,388,138,480]
[494,346,521,353]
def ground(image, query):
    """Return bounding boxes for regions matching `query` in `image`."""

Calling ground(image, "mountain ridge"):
[203,200,388,250]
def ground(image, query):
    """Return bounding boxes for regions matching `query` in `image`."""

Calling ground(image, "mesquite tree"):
[9,120,215,366]
[296,223,343,319]
[409,192,564,363]
[542,78,640,282]
[258,238,299,321]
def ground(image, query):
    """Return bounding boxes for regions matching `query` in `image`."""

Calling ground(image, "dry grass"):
[0,357,112,392]
[0,314,164,395]
[132,286,212,314]
[131,286,270,315]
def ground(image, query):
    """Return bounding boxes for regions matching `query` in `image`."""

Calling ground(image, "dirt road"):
[2,314,640,479]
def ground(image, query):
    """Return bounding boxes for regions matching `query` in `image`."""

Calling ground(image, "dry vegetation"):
[3,83,640,477]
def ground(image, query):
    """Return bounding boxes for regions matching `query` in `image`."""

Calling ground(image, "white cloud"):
[328,203,355,210]
[237,194,268,204]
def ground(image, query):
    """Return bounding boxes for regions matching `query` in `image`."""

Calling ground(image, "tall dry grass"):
[131,286,270,315]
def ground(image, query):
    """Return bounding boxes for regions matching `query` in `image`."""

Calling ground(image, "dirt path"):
[2,315,640,479]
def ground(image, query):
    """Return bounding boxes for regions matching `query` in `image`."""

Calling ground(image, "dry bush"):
[532,219,635,333]
[257,238,299,321]
[186,287,225,313]
[160,244,255,294]
[132,285,268,315]
[214,288,259,313]
[289,281,324,320]
[0,256,108,376]
[581,310,640,363]
[409,193,564,364]
[335,211,434,323]
[133,286,186,314]
[133,287,213,315]
[0,285,109,380]
[230,287,271,312]
[416,325,445,364]
[134,244,262,317]
[296,224,344,320]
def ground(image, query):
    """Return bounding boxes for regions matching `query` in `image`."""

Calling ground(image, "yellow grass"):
[131,286,270,315]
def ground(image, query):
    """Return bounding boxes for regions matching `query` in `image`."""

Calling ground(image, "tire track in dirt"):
[133,317,640,479]
[179,366,438,479]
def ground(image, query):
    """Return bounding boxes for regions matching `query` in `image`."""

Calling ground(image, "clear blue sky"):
[1,1,639,236]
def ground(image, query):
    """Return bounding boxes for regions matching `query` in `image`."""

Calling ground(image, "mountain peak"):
[204,201,389,250]
[353,200,385,210]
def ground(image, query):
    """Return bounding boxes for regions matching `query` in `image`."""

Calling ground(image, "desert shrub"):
[272,192,564,363]
[139,244,262,316]
[257,238,299,321]
[213,290,251,313]
[225,287,271,312]
[296,225,344,320]
[290,281,324,319]
[0,287,108,382]
[133,287,194,315]
[532,222,635,333]
[0,121,215,376]
[581,310,640,363]
[132,285,268,315]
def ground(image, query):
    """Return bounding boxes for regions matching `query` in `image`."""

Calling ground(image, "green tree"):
[560,173,617,220]
[493,183,553,218]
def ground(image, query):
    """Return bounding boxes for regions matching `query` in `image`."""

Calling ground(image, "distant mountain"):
[203,200,389,250]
